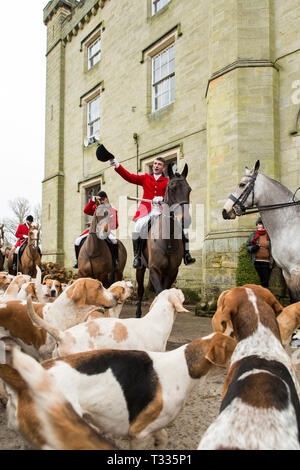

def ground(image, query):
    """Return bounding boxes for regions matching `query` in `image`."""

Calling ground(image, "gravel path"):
[0,304,298,450]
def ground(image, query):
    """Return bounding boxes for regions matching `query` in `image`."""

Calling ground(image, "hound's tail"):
[26,295,63,343]
[12,348,118,450]
[34,265,44,303]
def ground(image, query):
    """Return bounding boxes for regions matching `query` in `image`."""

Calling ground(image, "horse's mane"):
[262,173,296,200]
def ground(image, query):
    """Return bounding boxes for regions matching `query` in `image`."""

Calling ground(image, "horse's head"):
[28,225,40,249]
[165,163,192,227]
[94,204,110,240]
[222,160,260,220]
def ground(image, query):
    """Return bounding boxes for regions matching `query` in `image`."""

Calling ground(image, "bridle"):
[229,173,258,216]
[229,172,300,216]
[164,175,190,215]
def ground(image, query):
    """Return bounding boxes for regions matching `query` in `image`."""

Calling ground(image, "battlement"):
[43,0,79,25]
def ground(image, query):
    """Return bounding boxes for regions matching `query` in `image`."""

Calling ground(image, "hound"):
[27,288,188,357]
[10,347,118,450]
[0,278,119,360]
[199,284,300,450]
[0,332,236,449]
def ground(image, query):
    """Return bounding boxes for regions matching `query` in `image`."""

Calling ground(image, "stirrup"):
[133,256,141,269]
[184,252,196,265]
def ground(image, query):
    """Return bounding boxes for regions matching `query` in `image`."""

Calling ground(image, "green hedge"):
[236,243,260,286]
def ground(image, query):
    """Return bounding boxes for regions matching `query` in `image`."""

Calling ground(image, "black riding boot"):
[132,237,142,269]
[73,245,80,269]
[109,243,119,270]
[182,232,196,265]
[13,253,18,271]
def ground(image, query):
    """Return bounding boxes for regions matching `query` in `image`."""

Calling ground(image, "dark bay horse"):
[222,160,300,302]
[78,203,127,287]
[8,224,42,277]
[136,163,192,317]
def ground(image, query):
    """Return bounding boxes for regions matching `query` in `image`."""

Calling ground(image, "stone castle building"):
[42,0,300,297]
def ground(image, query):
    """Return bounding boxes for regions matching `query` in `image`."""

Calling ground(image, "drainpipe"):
[133,133,139,201]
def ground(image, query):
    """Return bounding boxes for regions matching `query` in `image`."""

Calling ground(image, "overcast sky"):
[0,2,47,220]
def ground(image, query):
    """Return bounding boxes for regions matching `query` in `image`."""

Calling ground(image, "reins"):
[229,173,300,216]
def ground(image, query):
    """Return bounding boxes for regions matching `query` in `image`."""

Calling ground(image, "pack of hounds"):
[0,269,300,450]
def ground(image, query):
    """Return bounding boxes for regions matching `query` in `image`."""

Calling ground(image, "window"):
[152,0,171,15]
[142,146,181,176]
[84,183,101,228]
[88,37,101,70]
[152,44,175,112]
[87,95,100,139]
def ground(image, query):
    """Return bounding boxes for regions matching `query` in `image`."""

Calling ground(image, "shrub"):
[41,262,76,284]
[236,243,260,286]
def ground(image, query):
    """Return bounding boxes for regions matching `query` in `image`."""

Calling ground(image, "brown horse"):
[8,224,42,277]
[0,225,4,271]
[136,163,192,317]
[78,203,127,287]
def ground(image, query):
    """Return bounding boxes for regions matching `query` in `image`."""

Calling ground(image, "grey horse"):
[222,160,300,302]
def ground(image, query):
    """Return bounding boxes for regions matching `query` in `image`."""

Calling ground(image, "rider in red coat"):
[73,191,119,268]
[13,215,34,270]
[112,157,195,268]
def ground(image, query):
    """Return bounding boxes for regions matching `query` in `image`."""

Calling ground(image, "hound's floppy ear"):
[181,163,188,179]
[167,162,175,179]
[169,292,190,313]
[212,290,234,336]
[254,160,260,172]
[67,279,87,307]
[262,287,283,316]
[205,333,237,367]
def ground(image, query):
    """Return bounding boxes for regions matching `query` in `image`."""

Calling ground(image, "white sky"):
[0,2,47,220]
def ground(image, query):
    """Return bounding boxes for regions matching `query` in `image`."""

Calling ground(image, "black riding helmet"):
[26,215,34,223]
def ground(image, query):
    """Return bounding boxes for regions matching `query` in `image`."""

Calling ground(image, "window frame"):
[141,26,181,115]
[141,146,181,176]
[87,95,101,140]
[79,176,103,230]
[81,25,102,72]
[152,43,175,112]
[152,0,171,16]
[87,36,101,70]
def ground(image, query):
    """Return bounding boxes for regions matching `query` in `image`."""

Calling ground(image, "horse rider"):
[110,155,196,269]
[12,215,34,271]
[73,191,119,269]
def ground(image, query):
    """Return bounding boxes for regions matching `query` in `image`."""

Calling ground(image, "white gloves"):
[23,235,28,239]
[110,158,120,169]
[152,196,164,204]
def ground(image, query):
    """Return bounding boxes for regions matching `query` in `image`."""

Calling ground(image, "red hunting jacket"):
[115,165,169,220]
[80,200,118,236]
[15,223,30,247]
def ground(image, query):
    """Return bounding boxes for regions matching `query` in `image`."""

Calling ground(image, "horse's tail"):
[26,295,63,343]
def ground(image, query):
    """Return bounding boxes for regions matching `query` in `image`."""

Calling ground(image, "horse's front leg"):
[136,266,146,318]
[149,268,164,295]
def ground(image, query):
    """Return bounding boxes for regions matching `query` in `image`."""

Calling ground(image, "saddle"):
[18,242,28,261]
[141,214,178,256]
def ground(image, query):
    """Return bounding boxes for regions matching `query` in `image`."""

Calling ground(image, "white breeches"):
[15,246,20,254]
[75,232,117,246]
[134,205,162,234]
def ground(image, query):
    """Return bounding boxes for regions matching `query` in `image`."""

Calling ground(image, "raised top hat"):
[96,144,115,162]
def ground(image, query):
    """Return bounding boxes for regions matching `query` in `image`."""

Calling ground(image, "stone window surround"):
[151,0,171,16]
[80,23,103,72]
[140,25,182,116]
[141,146,181,175]
[80,84,104,145]
[78,175,104,230]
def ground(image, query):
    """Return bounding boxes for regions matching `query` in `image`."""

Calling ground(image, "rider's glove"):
[110,158,120,169]
[23,235,28,239]
[152,196,164,204]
